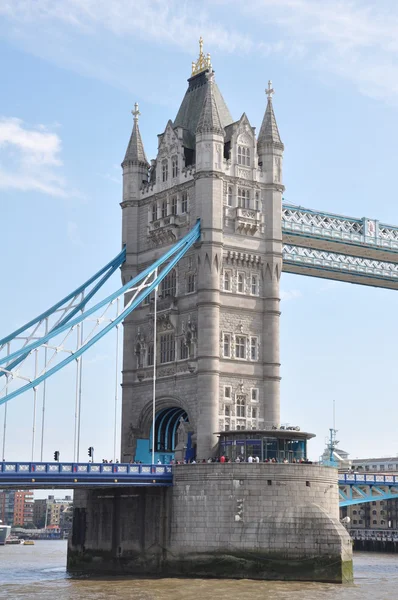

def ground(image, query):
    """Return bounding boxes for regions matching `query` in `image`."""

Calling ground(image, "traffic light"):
[88,446,94,459]
[54,450,60,462]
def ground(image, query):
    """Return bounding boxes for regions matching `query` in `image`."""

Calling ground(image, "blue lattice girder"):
[0,221,201,404]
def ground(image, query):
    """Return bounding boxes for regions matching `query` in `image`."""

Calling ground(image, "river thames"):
[0,541,396,599]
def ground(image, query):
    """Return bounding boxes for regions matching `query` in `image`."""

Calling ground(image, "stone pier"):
[68,464,353,582]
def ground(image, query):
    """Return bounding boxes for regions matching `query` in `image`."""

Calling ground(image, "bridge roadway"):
[281,203,398,289]
[1,463,398,507]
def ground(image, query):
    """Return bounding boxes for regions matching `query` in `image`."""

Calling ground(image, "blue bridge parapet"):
[0,462,173,488]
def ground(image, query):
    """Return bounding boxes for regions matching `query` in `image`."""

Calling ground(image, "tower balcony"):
[148,214,188,245]
[234,207,261,235]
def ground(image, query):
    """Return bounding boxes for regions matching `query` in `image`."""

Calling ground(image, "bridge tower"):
[120,41,285,461]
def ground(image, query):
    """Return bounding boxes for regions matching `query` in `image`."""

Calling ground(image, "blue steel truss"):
[0,221,200,405]
[338,473,398,507]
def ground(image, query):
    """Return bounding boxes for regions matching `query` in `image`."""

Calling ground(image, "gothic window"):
[250,337,258,361]
[172,156,178,178]
[235,336,246,359]
[187,273,195,294]
[224,386,231,399]
[171,196,177,215]
[160,269,176,297]
[237,272,245,293]
[372,510,377,515]
[181,192,188,213]
[147,344,154,367]
[135,343,143,368]
[152,203,157,222]
[251,388,258,402]
[225,405,230,416]
[237,146,250,166]
[225,423,230,431]
[227,186,232,207]
[160,333,175,363]
[180,338,189,360]
[236,396,246,417]
[162,160,168,182]
[373,520,377,525]
[255,192,260,211]
[251,275,258,295]
[224,270,231,291]
[161,200,167,218]
[252,407,258,419]
[223,334,231,358]
[237,188,250,209]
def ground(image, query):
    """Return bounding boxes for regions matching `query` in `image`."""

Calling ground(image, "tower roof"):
[122,103,149,166]
[196,70,224,136]
[258,81,283,149]
[173,39,233,138]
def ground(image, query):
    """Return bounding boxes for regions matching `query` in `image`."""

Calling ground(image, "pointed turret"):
[196,70,224,136]
[122,103,149,167]
[257,81,284,152]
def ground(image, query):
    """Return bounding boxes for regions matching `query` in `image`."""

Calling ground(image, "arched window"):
[236,395,246,417]
[161,200,167,218]
[160,269,176,297]
[152,203,157,222]
[238,146,250,166]
[147,344,154,366]
[162,160,168,182]
[238,188,250,208]
[224,271,231,291]
[227,187,233,206]
[172,156,178,178]
[181,192,188,213]
[171,196,177,215]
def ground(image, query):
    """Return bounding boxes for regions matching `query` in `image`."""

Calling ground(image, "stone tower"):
[120,41,284,461]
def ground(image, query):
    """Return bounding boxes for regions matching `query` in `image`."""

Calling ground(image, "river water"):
[0,541,397,600]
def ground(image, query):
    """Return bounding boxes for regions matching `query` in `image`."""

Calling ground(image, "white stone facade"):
[120,63,284,459]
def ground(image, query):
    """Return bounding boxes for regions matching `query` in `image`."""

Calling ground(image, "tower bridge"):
[4,38,397,582]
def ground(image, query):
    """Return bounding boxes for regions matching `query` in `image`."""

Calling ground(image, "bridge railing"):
[0,462,172,477]
[339,473,398,485]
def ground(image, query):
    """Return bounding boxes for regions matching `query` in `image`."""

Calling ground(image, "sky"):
[1,0,398,498]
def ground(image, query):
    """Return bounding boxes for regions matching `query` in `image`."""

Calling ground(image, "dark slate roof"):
[173,70,233,137]
[258,99,283,148]
[122,120,149,166]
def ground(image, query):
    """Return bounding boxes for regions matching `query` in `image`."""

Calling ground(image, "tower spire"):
[258,80,283,149]
[196,70,224,136]
[122,102,149,166]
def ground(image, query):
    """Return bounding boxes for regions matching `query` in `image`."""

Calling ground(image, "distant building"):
[352,457,398,473]
[33,495,72,529]
[0,490,34,526]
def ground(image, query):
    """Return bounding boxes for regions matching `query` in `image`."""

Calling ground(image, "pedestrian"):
[220,455,226,463]
[247,455,253,463]
[254,456,260,463]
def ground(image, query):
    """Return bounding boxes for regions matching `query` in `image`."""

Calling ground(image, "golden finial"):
[191,37,212,77]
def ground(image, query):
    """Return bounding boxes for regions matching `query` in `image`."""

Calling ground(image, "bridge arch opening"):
[135,404,191,464]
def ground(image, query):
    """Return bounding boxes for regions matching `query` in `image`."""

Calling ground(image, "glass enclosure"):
[218,432,307,462]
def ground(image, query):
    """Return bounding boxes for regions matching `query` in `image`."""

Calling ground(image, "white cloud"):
[280,289,302,301]
[0,117,71,197]
[243,0,398,102]
[1,0,398,103]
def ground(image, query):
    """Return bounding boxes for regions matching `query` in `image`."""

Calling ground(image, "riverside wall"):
[67,464,353,583]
